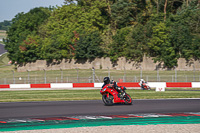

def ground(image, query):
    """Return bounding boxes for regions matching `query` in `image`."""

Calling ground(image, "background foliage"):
[4,0,200,68]
[0,20,11,31]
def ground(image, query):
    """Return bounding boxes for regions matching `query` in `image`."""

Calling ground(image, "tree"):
[111,0,135,29]
[0,20,11,30]
[168,0,200,60]
[110,0,148,29]
[148,22,177,68]
[124,24,147,62]
[75,31,104,59]
[109,27,130,62]
[192,36,200,60]
[19,35,42,62]
[39,2,109,60]
[5,7,51,64]
[168,16,193,60]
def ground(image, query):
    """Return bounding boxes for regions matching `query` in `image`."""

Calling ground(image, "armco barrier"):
[73,83,94,88]
[0,82,200,89]
[51,83,73,88]
[0,84,10,88]
[30,84,51,88]
[166,82,192,88]
[117,82,140,87]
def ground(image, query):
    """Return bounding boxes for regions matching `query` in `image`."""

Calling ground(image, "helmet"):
[103,77,110,84]
[141,79,144,81]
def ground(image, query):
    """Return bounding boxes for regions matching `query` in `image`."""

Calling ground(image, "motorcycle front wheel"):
[102,94,113,106]
[124,94,132,105]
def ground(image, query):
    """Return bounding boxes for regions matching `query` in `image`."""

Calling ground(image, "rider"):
[102,77,125,98]
[102,77,110,88]
[139,79,145,90]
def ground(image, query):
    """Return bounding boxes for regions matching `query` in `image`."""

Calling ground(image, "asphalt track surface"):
[0,99,200,119]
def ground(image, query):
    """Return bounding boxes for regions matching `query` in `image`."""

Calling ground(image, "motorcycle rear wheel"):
[102,94,113,106]
[124,94,132,105]
[147,86,151,90]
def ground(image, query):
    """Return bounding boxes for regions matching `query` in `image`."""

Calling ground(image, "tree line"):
[0,20,11,31]
[5,0,200,68]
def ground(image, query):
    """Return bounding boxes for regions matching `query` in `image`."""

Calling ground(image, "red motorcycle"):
[100,84,132,106]
[142,82,151,90]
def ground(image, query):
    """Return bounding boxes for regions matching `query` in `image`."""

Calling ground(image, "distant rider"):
[102,77,125,98]
[139,79,145,90]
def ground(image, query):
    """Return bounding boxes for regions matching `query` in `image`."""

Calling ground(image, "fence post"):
[92,67,95,83]
[174,66,177,82]
[43,69,46,84]
[186,75,187,82]
[24,78,26,84]
[60,68,63,83]
[140,65,142,79]
[124,67,126,82]
[193,65,196,81]
[4,78,6,84]
[157,65,159,81]
[107,67,110,78]
[76,68,79,83]
[12,70,15,84]
[27,70,30,84]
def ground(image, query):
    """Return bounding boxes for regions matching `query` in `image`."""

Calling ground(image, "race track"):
[0,99,200,119]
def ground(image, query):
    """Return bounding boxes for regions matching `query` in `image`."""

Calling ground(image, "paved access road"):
[0,43,7,55]
[0,99,199,119]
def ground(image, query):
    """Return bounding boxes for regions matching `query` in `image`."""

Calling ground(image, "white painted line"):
[188,112,200,115]
[99,116,113,119]
[85,116,97,119]
[6,119,27,123]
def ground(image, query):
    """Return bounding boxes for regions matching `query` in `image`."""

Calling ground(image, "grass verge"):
[0,89,199,102]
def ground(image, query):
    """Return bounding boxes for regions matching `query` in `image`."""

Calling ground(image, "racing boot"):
[119,92,126,100]
[118,94,122,99]
[117,93,124,100]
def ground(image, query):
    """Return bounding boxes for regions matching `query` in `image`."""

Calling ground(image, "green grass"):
[0,53,14,73]
[0,30,6,39]
[0,53,9,65]
[0,89,199,102]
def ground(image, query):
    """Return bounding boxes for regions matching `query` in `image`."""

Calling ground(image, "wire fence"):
[0,68,200,84]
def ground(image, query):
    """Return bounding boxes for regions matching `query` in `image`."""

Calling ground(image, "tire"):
[148,86,151,90]
[124,94,132,105]
[102,94,113,106]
